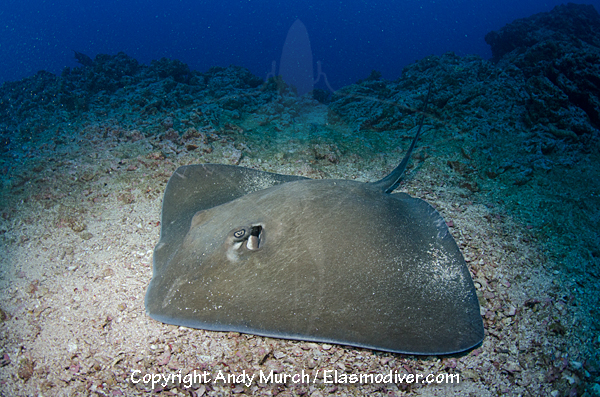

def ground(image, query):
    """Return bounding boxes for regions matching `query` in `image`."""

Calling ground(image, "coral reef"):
[486,3,600,132]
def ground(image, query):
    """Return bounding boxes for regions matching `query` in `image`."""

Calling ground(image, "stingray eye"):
[229,225,263,253]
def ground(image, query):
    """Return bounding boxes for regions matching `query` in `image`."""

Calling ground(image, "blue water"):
[0,0,596,88]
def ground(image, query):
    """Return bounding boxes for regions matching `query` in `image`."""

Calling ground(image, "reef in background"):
[486,2,600,133]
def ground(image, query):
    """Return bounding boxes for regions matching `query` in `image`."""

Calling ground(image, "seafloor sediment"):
[0,3,599,396]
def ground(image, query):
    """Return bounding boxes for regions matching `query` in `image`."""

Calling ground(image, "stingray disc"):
[145,164,484,355]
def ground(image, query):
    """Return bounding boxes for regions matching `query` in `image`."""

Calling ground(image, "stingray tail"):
[372,83,433,194]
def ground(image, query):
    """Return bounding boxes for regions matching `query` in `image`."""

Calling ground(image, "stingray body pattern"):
[145,154,484,355]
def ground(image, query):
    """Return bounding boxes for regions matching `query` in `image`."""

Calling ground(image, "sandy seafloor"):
[1,54,600,396]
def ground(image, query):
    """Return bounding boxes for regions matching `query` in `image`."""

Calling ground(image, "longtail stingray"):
[145,87,484,355]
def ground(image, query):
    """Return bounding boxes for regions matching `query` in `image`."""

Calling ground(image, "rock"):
[17,358,35,381]
[80,231,93,240]
[313,143,340,164]
[149,58,191,84]
[485,4,600,60]
[505,306,517,316]
[504,361,522,373]
[485,3,600,132]
[0,307,8,321]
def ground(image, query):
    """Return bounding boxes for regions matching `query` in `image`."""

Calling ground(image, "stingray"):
[145,91,484,355]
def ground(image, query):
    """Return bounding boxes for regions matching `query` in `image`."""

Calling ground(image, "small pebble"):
[80,231,93,240]
[504,361,521,373]
[505,306,517,316]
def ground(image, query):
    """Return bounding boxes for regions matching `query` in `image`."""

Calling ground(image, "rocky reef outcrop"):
[485,3,600,60]
[327,3,599,189]
[1,3,598,176]
[485,3,600,133]
[0,52,265,128]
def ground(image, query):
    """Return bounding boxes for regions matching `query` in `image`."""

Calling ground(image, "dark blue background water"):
[0,0,596,89]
